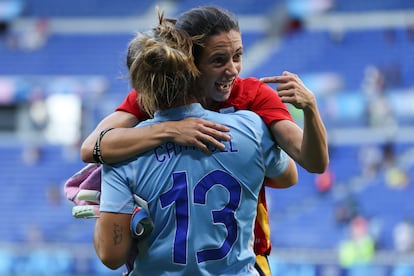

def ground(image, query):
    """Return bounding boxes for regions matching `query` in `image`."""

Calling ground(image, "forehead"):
[203,30,243,52]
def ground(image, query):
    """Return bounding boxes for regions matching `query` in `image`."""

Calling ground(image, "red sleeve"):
[115,89,148,121]
[250,79,293,126]
[229,78,293,126]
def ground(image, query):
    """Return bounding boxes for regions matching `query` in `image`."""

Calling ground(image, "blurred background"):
[1,0,414,275]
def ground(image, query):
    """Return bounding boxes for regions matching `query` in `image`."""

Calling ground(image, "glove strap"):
[130,207,153,239]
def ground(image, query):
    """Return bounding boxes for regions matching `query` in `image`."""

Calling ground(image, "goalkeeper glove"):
[64,163,102,218]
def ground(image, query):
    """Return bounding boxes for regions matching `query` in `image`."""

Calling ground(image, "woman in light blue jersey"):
[93,10,298,276]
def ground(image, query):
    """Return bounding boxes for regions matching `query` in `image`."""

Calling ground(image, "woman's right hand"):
[164,117,231,153]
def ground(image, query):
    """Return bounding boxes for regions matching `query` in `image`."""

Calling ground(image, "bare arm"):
[94,212,132,270]
[81,111,231,164]
[81,111,138,163]
[261,71,329,173]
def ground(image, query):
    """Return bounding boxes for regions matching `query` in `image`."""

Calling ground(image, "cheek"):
[198,73,215,87]
[195,76,211,96]
[236,62,242,73]
[196,75,208,88]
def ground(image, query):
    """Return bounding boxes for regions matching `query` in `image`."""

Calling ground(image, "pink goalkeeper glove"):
[64,163,102,218]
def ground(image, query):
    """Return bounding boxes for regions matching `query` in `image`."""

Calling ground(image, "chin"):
[213,92,231,102]
[213,96,230,103]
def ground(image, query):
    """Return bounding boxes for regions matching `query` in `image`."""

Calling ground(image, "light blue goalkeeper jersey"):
[100,103,289,276]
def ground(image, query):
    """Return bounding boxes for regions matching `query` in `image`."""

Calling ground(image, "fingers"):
[259,72,297,83]
[175,118,231,153]
[260,71,299,84]
[200,121,231,141]
[276,81,297,92]
[203,121,230,133]
[190,122,230,153]
[200,135,227,153]
[260,76,282,83]
[282,71,297,77]
[189,132,227,154]
[198,120,231,152]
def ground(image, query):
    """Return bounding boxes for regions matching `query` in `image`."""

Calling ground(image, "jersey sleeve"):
[263,146,289,179]
[249,80,294,126]
[115,89,148,121]
[238,109,290,178]
[249,111,289,178]
[100,163,135,214]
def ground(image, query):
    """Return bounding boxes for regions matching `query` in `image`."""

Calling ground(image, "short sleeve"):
[250,81,293,126]
[100,163,135,214]
[115,89,149,121]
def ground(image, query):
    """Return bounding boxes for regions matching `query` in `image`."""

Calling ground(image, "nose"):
[225,61,238,77]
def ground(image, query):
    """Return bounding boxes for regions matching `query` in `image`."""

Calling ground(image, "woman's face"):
[196,29,243,103]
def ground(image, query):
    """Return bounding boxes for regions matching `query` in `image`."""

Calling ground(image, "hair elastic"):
[93,127,115,164]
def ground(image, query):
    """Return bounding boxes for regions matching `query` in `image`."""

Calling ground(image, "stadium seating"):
[332,0,414,12]
[0,145,92,243]
[20,0,153,17]
[252,28,414,90]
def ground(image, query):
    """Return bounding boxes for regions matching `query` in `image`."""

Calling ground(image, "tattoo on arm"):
[113,223,123,245]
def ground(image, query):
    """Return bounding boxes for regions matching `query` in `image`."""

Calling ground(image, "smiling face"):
[196,29,243,104]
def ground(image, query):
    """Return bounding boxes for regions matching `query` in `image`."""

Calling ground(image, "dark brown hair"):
[175,6,240,65]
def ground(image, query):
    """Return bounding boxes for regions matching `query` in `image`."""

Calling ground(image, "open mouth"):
[215,79,235,93]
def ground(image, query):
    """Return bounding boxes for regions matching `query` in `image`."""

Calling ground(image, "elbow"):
[265,174,298,189]
[304,157,330,174]
[283,171,299,188]
[102,260,124,271]
[265,160,299,189]
[287,160,299,187]
[307,165,327,174]
[97,251,125,270]
[80,141,94,163]
[290,173,299,187]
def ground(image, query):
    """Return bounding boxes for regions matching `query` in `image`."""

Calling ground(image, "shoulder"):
[225,109,264,127]
[136,118,156,128]
[230,77,277,103]
[233,109,261,119]
[232,77,263,93]
[116,89,149,121]
[226,77,268,109]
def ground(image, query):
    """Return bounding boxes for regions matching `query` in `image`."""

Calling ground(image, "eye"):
[212,56,226,66]
[233,52,242,62]
[233,50,243,60]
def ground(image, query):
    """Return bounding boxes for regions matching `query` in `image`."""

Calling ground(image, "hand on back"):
[165,117,231,153]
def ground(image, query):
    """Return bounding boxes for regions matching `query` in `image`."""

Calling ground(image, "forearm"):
[84,116,231,164]
[99,123,177,164]
[94,214,131,270]
[81,112,176,164]
[301,104,329,173]
[270,115,328,174]
[81,111,139,163]
[261,70,329,173]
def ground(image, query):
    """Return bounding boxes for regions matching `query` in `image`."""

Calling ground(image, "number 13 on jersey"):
[160,170,242,264]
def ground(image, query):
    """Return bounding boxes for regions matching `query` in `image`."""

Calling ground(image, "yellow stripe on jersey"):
[254,186,272,255]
